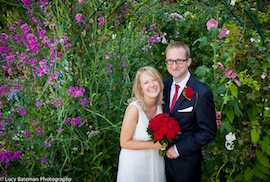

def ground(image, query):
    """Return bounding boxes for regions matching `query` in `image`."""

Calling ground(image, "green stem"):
[212,41,217,81]
[216,160,228,180]
[219,83,229,113]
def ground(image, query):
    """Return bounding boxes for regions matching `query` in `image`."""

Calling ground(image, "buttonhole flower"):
[183,86,194,101]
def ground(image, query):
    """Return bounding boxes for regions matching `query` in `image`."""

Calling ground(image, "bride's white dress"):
[116,101,166,182]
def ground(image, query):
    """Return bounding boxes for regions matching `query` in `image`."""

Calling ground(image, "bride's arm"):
[120,105,164,150]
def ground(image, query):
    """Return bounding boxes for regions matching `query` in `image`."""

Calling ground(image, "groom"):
[163,42,217,182]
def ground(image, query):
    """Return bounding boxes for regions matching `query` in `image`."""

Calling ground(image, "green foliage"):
[0,0,269,181]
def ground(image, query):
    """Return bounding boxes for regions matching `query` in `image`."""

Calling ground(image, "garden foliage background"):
[0,0,269,181]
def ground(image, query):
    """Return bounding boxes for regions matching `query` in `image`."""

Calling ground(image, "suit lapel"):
[171,75,196,113]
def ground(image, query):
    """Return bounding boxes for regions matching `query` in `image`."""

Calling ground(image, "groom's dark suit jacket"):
[163,75,217,182]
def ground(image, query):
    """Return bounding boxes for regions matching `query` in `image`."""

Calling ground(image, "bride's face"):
[139,73,161,99]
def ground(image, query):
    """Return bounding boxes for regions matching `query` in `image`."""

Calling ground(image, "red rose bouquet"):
[147,113,181,156]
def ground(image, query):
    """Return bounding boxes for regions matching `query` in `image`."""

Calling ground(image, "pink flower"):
[216,120,221,129]
[75,13,83,23]
[216,112,222,120]
[235,80,242,87]
[206,18,218,30]
[49,73,57,85]
[225,68,237,79]
[218,28,228,39]
[217,62,224,69]
[64,43,72,50]
[35,101,41,108]
[66,86,85,98]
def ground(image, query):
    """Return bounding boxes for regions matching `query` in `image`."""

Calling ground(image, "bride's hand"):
[154,141,167,149]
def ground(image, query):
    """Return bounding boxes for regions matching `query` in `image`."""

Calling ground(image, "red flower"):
[183,86,194,101]
[147,113,181,156]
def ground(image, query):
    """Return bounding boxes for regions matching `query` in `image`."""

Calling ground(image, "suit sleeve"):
[176,90,217,156]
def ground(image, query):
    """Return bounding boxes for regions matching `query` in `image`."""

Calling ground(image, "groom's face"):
[166,47,191,83]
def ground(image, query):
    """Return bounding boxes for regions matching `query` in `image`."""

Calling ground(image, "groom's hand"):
[166,146,179,159]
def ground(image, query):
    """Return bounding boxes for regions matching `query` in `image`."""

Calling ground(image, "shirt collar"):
[172,71,190,88]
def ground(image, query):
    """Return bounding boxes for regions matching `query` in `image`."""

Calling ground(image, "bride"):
[116,66,166,182]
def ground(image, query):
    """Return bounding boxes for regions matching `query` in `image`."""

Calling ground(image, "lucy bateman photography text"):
[0,177,72,182]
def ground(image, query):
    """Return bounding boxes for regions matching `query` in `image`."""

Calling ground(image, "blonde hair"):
[165,41,190,59]
[129,66,164,110]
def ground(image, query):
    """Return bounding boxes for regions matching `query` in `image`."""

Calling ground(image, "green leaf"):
[251,128,261,144]
[256,150,270,168]
[229,84,238,98]
[220,120,233,133]
[259,135,270,155]
[226,109,235,123]
[255,163,269,175]
[244,167,254,181]
[247,105,260,120]
[195,65,209,78]
[254,165,268,180]
[192,37,208,47]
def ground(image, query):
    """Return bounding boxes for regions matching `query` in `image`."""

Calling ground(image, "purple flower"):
[206,18,218,30]
[36,126,44,136]
[148,34,160,45]
[36,101,41,108]
[80,98,90,108]
[218,28,228,39]
[149,23,156,31]
[141,27,147,34]
[75,13,83,23]
[66,117,71,122]
[44,141,51,148]
[106,69,112,75]
[49,74,57,85]
[24,129,30,138]
[64,43,72,50]
[32,120,38,126]
[11,151,21,161]
[98,17,106,26]
[106,63,113,68]
[22,0,33,9]
[41,155,48,163]
[66,86,85,98]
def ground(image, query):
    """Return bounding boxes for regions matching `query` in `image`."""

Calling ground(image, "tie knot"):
[175,84,180,90]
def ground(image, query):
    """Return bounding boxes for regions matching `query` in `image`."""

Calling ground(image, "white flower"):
[225,132,236,142]
[170,12,183,19]
[225,141,235,150]
[112,34,116,39]
[161,36,167,44]
[230,0,236,6]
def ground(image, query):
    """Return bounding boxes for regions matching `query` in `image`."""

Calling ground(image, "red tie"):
[170,84,180,112]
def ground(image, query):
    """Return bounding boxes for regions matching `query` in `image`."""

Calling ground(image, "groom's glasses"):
[165,59,188,65]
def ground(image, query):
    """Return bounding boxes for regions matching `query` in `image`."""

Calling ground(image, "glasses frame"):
[165,58,188,65]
